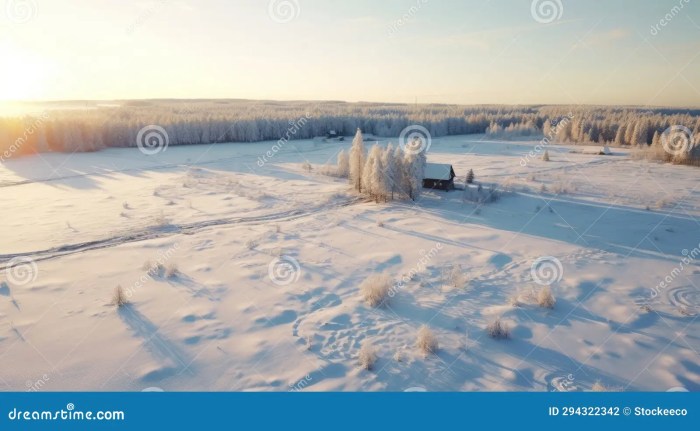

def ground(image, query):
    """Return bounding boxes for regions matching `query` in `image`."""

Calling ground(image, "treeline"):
[1,100,699,164]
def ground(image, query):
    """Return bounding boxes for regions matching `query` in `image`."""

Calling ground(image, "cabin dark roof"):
[424,163,455,180]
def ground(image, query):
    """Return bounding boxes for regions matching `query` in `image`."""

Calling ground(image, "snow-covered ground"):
[1,135,698,392]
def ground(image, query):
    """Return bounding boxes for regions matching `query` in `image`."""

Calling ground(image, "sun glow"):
[0,43,48,102]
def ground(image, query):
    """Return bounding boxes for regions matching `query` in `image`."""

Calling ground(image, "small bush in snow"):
[358,342,377,370]
[376,219,384,228]
[153,211,170,227]
[550,181,573,195]
[360,274,391,307]
[537,287,556,309]
[486,318,510,339]
[542,150,550,161]
[655,197,674,209]
[164,263,179,279]
[302,161,313,172]
[591,381,608,392]
[448,266,467,288]
[317,163,338,177]
[416,325,438,356]
[245,239,258,250]
[112,285,129,307]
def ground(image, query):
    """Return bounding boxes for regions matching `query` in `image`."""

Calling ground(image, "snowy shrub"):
[245,239,258,250]
[591,381,608,392]
[655,197,674,209]
[122,201,130,210]
[678,305,694,316]
[462,184,500,204]
[376,218,384,228]
[537,287,556,309]
[302,161,313,172]
[358,342,377,370]
[508,294,521,307]
[317,163,338,177]
[393,350,404,362]
[336,149,350,178]
[416,325,438,355]
[164,263,179,279]
[466,169,475,184]
[360,274,391,307]
[486,318,510,339]
[269,247,284,257]
[550,181,574,195]
[112,285,129,307]
[153,211,170,227]
[542,150,550,161]
[450,266,467,288]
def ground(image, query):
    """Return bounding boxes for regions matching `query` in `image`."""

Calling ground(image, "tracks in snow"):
[0,198,361,267]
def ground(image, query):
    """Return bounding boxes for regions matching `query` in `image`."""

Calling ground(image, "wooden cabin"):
[423,163,456,191]
[326,130,344,141]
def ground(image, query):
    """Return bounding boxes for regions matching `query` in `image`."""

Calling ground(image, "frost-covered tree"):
[349,128,365,192]
[466,169,475,184]
[369,145,388,202]
[403,151,426,201]
[392,145,406,199]
[337,149,349,178]
[631,120,648,146]
[361,146,375,197]
[615,124,626,146]
[382,143,397,200]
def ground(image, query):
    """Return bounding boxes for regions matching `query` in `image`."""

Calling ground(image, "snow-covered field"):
[1,135,698,392]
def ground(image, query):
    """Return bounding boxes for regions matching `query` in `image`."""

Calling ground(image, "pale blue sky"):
[1,0,699,106]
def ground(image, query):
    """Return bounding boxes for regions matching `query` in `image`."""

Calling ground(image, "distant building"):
[423,163,456,191]
[326,130,344,141]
